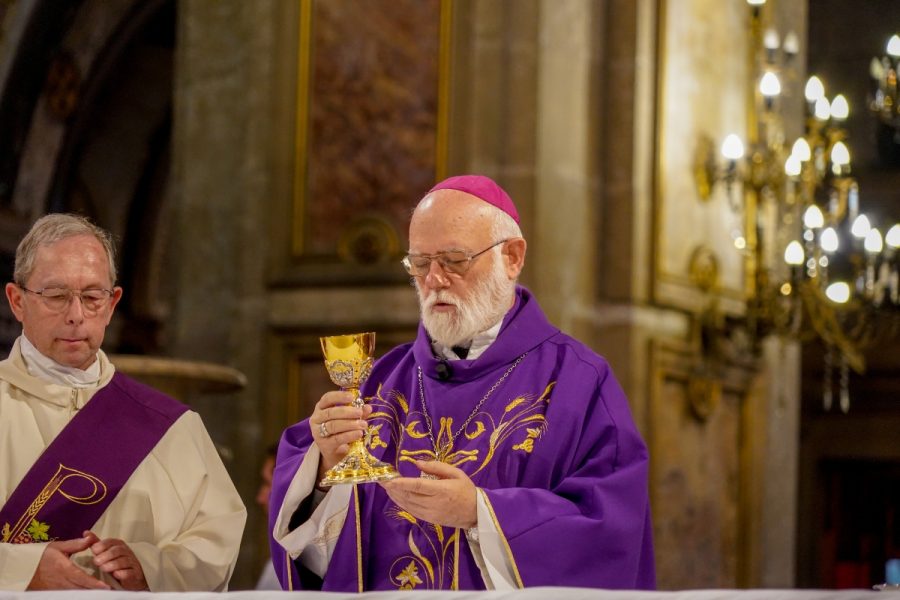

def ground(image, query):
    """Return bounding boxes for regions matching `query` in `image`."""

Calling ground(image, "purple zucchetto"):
[427,174,520,224]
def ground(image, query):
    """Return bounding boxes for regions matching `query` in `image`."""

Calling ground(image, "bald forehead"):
[410,189,495,242]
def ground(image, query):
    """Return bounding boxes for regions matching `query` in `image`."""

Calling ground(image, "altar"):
[0,587,892,600]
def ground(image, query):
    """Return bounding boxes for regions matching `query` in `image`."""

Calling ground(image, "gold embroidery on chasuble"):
[364,381,556,589]
[386,507,460,590]
[2,464,108,544]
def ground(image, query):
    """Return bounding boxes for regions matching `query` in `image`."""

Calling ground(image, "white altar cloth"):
[0,588,893,599]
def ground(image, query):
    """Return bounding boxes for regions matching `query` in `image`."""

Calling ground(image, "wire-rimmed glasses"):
[401,239,510,277]
[19,286,114,315]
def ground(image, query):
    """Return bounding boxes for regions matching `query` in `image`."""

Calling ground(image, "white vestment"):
[0,338,247,591]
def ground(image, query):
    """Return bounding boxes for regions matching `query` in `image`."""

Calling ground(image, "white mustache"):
[424,291,459,310]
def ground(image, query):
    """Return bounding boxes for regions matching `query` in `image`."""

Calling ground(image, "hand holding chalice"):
[318,332,398,486]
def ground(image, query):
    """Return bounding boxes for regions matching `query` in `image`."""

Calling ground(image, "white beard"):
[416,254,516,348]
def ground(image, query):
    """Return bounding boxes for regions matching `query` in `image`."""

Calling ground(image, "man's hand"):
[310,391,372,478]
[89,531,149,591]
[27,533,111,590]
[380,460,477,529]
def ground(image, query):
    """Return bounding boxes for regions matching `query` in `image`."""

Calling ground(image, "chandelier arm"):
[799,283,866,374]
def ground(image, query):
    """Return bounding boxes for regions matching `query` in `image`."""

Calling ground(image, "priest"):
[270,175,655,591]
[0,214,246,591]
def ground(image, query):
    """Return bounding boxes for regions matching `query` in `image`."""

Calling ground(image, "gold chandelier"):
[694,0,900,412]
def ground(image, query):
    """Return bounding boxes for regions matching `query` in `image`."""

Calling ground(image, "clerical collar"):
[19,334,102,388]
[432,318,504,361]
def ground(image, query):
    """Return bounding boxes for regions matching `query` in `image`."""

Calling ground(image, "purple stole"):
[0,372,188,544]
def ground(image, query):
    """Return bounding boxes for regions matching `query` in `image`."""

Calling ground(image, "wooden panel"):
[265,326,414,447]
[649,340,756,589]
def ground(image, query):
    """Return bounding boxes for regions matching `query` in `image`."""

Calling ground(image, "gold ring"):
[318,422,329,438]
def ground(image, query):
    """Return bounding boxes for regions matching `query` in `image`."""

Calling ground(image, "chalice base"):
[319,440,399,486]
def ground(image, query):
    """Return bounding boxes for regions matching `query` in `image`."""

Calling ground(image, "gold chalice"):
[318,332,398,486]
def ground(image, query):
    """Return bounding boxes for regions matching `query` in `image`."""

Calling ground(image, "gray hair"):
[490,206,523,241]
[14,213,117,286]
[488,204,523,281]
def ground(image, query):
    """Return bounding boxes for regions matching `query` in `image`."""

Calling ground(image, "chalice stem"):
[318,332,399,486]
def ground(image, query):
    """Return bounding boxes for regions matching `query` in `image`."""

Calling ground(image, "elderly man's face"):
[408,191,520,347]
[5,235,122,370]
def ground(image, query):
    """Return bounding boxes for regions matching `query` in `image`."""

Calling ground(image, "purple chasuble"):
[270,286,655,591]
[0,372,188,544]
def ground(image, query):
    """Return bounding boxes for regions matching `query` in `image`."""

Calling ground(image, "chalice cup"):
[318,332,399,486]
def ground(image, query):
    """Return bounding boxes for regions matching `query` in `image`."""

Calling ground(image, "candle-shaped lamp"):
[803,205,825,278]
[830,141,850,177]
[830,94,849,122]
[721,134,744,193]
[760,71,781,111]
[805,75,825,115]
[784,240,805,290]
[825,281,850,304]
[864,228,884,298]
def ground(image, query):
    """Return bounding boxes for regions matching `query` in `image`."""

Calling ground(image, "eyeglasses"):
[401,239,510,277]
[20,286,114,315]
